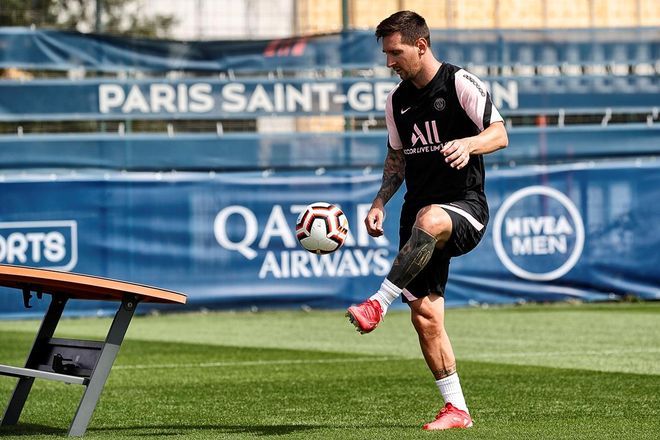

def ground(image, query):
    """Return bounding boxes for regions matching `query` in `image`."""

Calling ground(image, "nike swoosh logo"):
[401,107,411,114]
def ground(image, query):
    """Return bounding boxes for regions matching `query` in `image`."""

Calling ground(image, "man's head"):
[375,11,431,82]
[375,10,430,47]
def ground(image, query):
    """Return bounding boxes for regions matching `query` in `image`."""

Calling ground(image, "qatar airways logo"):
[213,204,391,279]
[493,186,584,281]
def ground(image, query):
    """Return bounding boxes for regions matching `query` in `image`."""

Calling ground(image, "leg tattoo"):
[387,226,437,289]
[432,364,456,380]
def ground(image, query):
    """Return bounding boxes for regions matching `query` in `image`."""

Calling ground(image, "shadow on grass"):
[0,423,337,437]
[88,422,411,437]
[88,424,325,437]
[0,423,66,436]
[3,423,322,437]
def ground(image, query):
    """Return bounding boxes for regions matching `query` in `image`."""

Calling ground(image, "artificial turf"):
[0,302,658,439]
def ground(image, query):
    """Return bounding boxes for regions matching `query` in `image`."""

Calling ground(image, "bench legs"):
[2,295,68,426]
[1,295,137,437]
[68,297,136,437]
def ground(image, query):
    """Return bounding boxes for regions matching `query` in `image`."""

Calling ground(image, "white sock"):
[369,278,401,316]
[436,373,469,414]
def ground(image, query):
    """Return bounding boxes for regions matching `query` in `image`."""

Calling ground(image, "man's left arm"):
[442,121,508,169]
[443,69,509,170]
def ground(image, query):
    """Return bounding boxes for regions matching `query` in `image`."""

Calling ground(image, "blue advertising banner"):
[1,160,658,318]
[0,75,657,120]
[467,160,660,303]
[0,125,658,170]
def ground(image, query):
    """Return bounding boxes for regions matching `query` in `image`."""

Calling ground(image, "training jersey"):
[385,62,503,212]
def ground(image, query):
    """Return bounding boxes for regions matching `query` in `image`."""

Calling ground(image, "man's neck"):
[411,59,443,89]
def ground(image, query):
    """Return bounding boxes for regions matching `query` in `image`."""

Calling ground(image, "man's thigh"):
[433,201,487,258]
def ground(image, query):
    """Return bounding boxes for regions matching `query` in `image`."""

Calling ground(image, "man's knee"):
[414,206,452,243]
[411,308,444,339]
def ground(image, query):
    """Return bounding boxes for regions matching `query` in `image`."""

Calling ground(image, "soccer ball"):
[296,202,349,254]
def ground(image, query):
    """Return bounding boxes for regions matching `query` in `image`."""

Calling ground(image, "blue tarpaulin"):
[0,76,657,120]
[1,27,658,72]
[0,126,657,170]
[0,161,658,318]
[0,26,658,317]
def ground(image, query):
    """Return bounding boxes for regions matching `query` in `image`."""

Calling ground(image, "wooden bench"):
[0,264,187,436]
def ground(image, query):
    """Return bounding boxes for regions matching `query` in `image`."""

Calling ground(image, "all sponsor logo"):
[410,120,444,146]
[0,221,78,271]
[492,186,584,281]
[404,120,446,155]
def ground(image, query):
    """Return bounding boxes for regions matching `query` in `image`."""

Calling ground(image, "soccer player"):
[346,11,508,430]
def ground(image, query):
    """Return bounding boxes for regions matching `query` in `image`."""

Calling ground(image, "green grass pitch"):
[0,302,659,439]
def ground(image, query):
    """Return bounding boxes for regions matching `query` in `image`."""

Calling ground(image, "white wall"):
[151,0,295,40]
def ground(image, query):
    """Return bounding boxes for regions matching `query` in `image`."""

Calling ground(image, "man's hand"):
[441,123,508,168]
[364,205,385,237]
[441,138,472,170]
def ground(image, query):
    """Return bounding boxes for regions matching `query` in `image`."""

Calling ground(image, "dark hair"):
[375,11,430,47]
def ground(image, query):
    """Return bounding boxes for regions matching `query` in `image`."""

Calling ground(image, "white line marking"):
[465,348,660,359]
[114,356,398,371]
[112,348,660,372]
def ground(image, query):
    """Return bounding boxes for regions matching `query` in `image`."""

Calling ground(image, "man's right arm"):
[365,146,405,237]
[374,146,405,207]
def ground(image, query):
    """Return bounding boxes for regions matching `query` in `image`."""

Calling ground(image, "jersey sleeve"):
[454,69,504,131]
[385,86,403,150]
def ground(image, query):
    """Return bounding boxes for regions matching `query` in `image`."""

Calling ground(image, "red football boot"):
[422,403,473,430]
[346,299,383,334]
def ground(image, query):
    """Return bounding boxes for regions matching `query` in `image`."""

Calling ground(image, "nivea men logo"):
[492,186,584,281]
[463,74,486,97]
[0,221,78,271]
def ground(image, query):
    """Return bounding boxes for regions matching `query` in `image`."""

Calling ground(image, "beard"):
[394,68,408,80]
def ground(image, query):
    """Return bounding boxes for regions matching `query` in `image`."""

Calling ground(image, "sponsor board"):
[0,221,78,271]
[213,204,391,279]
[492,186,584,281]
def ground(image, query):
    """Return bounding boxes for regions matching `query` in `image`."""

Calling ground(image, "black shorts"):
[398,200,488,302]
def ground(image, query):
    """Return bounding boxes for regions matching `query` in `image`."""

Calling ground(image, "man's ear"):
[416,38,428,55]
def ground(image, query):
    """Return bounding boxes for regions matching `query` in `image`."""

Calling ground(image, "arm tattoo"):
[375,147,405,206]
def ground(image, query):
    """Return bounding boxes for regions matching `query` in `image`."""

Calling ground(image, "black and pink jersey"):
[385,62,503,214]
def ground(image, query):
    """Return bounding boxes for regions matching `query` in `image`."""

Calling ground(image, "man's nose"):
[386,56,396,68]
